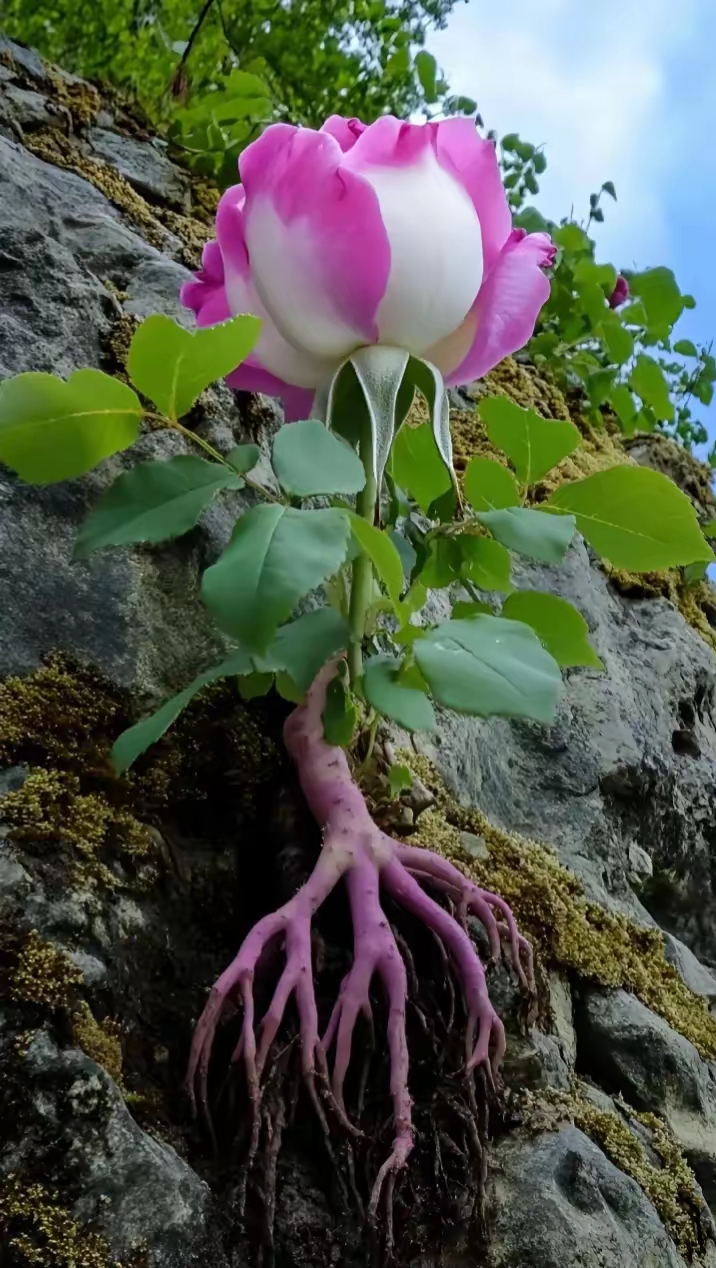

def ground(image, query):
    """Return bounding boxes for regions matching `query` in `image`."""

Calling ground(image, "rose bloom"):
[182,115,556,419]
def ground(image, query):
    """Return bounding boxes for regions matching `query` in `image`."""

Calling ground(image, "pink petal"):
[444,231,555,386]
[320,115,367,152]
[239,124,390,360]
[434,118,513,275]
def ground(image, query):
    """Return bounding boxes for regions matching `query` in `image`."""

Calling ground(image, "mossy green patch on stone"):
[401,753,716,1060]
[0,1176,123,1268]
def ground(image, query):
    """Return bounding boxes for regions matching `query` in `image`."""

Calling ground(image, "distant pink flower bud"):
[608,275,629,309]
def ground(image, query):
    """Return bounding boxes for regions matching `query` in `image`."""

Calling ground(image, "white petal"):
[361,149,483,355]
[244,200,365,361]
[225,268,337,389]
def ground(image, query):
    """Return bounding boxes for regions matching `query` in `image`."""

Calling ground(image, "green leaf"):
[464,457,520,511]
[478,507,576,563]
[683,561,708,586]
[255,608,350,691]
[389,530,417,579]
[601,181,617,200]
[112,650,251,773]
[272,419,365,497]
[459,536,512,591]
[415,49,437,101]
[609,385,638,434]
[629,268,682,328]
[349,515,404,604]
[127,313,261,421]
[363,655,436,731]
[501,591,603,668]
[388,764,413,796]
[451,600,494,619]
[403,356,455,491]
[547,466,714,570]
[202,505,351,653]
[701,519,716,538]
[322,677,357,746]
[479,397,581,485]
[629,355,674,421]
[419,537,461,588]
[0,370,142,484]
[390,422,452,513]
[415,616,562,722]
[554,224,591,254]
[275,671,304,703]
[74,455,242,557]
[227,443,260,473]
[515,206,549,234]
[600,318,634,365]
[674,340,698,358]
[238,671,274,700]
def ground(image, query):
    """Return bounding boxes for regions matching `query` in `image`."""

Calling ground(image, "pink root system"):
[188,659,534,1219]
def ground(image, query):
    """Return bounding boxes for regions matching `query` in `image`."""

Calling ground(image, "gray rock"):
[577,988,716,1208]
[19,1033,211,1266]
[488,1125,689,1267]
[665,933,716,1001]
[88,127,192,211]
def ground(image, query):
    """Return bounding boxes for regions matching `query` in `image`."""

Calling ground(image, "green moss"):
[72,1001,124,1085]
[401,754,716,1060]
[0,1176,123,1268]
[524,1088,711,1262]
[7,930,82,1010]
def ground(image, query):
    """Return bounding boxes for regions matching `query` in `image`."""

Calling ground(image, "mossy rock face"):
[3,32,716,1268]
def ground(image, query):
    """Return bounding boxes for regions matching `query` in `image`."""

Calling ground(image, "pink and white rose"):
[181,115,556,419]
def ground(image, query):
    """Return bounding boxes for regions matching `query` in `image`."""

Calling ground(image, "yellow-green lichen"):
[524,1088,711,1262]
[0,655,124,769]
[1,767,153,889]
[400,753,716,1060]
[72,1001,124,1085]
[0,1176,122,1268]
[46,68,102,126]
[8,930,82,1009]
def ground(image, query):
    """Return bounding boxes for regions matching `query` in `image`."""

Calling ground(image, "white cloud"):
[428,0,698,269]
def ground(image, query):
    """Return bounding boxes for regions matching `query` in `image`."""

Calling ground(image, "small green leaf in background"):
[554,224,591,254]
[322,676,357,746]
[0,370,142,484]
[237,671,274,700]
[127,313,261,421]
[275,671,304,703]
[628,267,682,328]
[478,506,576,563]
[415,616,562,722]
[701,519,716,538]
[227,443,261,473]
[601,181,617,200]
[201,504,351,653]
[459,536,512,591]
[363,655,436,731]
[683,561,708,586]
[599,316,634,366]
[387,764,413,796]
[272,419,366,497]
[350,515,404,604]
[547,466,714,570]
[112,650,252,773]
[452,599,494,618]
[673,340,698,358]
[608,385,638,435]
[464,456,520,511]
[389,530,417,580]
[630,355,674,422]
[419,537,461,588]
[74,455,242,557]
[415,49,438,102]
[479,397,581,485]
[256,607,350,691]
[501,591,603,669]
[390,422,452,513]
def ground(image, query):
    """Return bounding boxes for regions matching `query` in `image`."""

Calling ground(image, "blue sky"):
[429,0,716,449]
